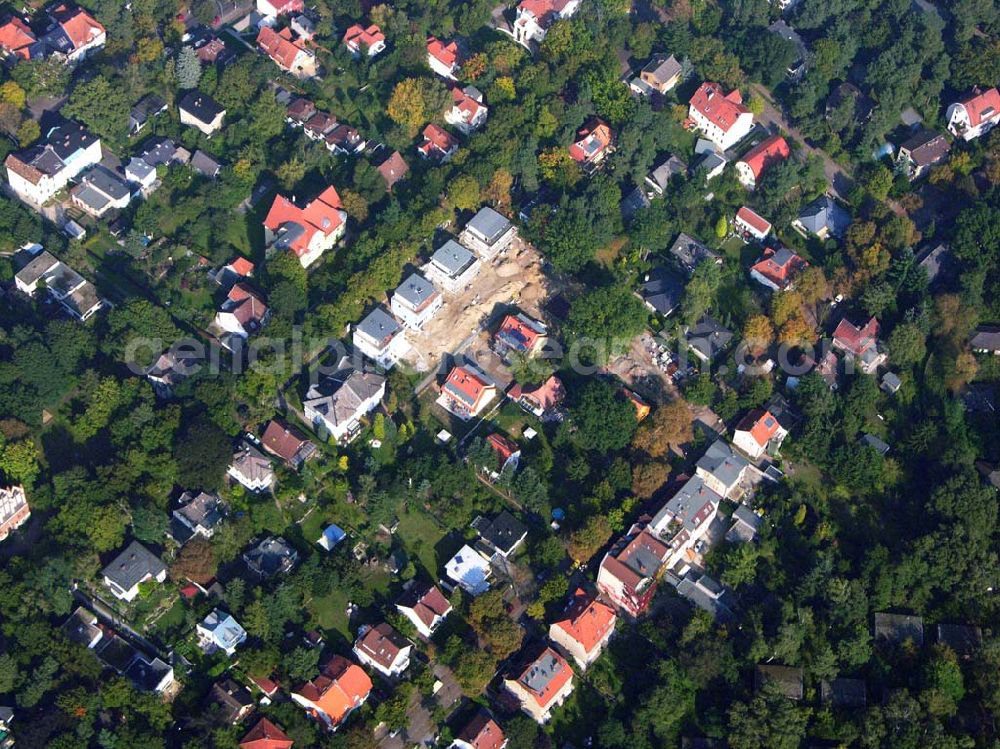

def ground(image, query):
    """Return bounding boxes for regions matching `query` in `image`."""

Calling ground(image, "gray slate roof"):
[669,233,720,275]
[356,306,401,343]
[647,155,688,191]
[394,272,438,308]
[79,165,129,200]
[971,325,1000,352]
[101,541,166,591]
[430,239,476,278]
[465,207,512,244]
[797,196,851,237]
[640,269,684,316]
[641,54,682,84]
[191,149,221,178]
[304,366,386,430]
[697,440,750,490]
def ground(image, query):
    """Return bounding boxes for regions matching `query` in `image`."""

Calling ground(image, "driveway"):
[751,84,855,201]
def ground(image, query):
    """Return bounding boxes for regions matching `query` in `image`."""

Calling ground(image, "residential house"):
[5,120,102,205]
[726,504,763,543]
[101,541,167,602]
[645,155,687,196]
[424,239,480,291]
[191,150,222,179]
[324,124,366,155]
[391,272,443,329]
[0,485,30,541]
[353,623,412,678]
[669,232,722,277]
[676,571,736,621]
[472,510,528,559]
[452,711,507,749]
[756,664,804,700]
[377,151,408,190]
[129,93,168,135]
[548,588,616,669]
[629,54,683,96]
[896,129,950,180]
[257,25,316,79]
[178,90,226,135]
[512,0,581,48]
[916,242,952,286]
[14,246,106,321]
[353,306,406,369]
[569,118,613,166]
[41,3,105,63]
[0,17,37,59]
[135,136,181,167]
[734,206,772,241]
[395,582,452,638]
[494,313,547,357]
[597,522,671,618]
[0,707,11,748]
[291,14,315,39]
[418,124,459,160]
[195,35,236,66]
[445,544,492,595]
[687,82,754,151]
[825,82,874,122]
[240,717,294,749]
[620,186,650,223]
[261,420,316,469]
[692,148,728,180]
[767,20,807,79]
[303,358,386,443]
[937,623,983,659]
[946,87,1000,141]
[171,490,224,543]
[228,439,275,492]
[873,612,924,646]
[508,375,565,418]
[257,0,304,21]
[695,440,751,499]
[61,607,103,649]
[244,536,299,578]
[342,23,385,57]
[286,97,316,127]
[639,268,684,317]
[750,246,808,291]
[832,316,885,374]
[481,433,521,481]
[436,364,497,420]
[502,644,574,724]
[733,408,788,460]
[971,325,1000,355]
[70,165,131,218]
[793,195,851,239]
[263,186,346,268]
[125,157,157,191]
[215,283,270,339]
[685,316,734,363]
[861,433,890,456]
[649,475,721,570]
[208,679,255,725]
[447,86,489,134]
[292,655,372,729]
[460,206,517,259]
[427,36,460,79]
[881,371,902,394]
[735,134,790,189]
[197,608,248,656]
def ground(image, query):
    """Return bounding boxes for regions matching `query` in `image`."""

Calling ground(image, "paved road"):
[751,84,855,201]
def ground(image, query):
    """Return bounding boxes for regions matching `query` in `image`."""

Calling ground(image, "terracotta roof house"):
[508,375,565,418]
[494,313,547,356]
[502,644,574,723]
[735,134,790,189]
[687,82,754,151]
[257,26,316,79]
[732,408,788,460]
[750,246,808,291]
[569,118,613,166]
[342,23,385,57]
[45,3,105,63]
[291,654,372,729]
[261,419,317,468]
[240,716,294,749]
[352,623,412,678]
[512,0,581,48]
[896,129,950,180]
[228,439,275,492]
[418,124,459,161]
[452,710,507,749]
[946,87,1000,141]
[215,283,270,340]
[396,582,452,638]
[629,54,683,96]
[427,35,460,79]
[377,151,409,190]
[303,111,337,140]
[353,306,406,370]
[0,17,37,59]
[0,485,30,542]
[793,195,851,239]
[437,364,498,420]
[263,186,346,268]
[257,0,304,19]
[303,357,386,443]
[597,523,670,618]
[5,120,102,206]
[447,86,489,134]
[324,123,366,155]
[735,206,772,241]
[285,97,316,126]
[548,588,616,669]
[832,316,885,374]
[101,541,167,602]
[391,272,443,329]
[178,90,226,135]
[195,35,236,66]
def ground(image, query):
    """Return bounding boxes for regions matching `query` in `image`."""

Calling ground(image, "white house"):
[196,609,248,656]
[214,283,269,339]
[257,25,317,79]
[262,187,346,268]
[178,90,226,136]
[427,36,460,79]
[5,121,102,206]
[946,87,1000,141]
[512,0,581,48]
[390,272,443,329]
[395,582,452,638]
[734,206,772,241]
[228,440,275,492]
[446,86,489,134]
[423,239,481,292]
[45,3,106,64]
[101,541,167,602]
[352,623,412,678]
[547,589,616,670]
[342,23,385,57]
[256,0,304,20]
[303,360,386,443]
[352,306,407,369]
[70,165,131,218]
[649,475,721,571]
[459,207,517,260]
[14,246,106,321]
[502,645,574,724]
[125,157,157,191]
[732,409,788,460]
[687,82,754,151]
[445,544,492,595]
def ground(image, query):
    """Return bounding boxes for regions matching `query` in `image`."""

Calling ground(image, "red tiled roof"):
[735,408,782,448]
[750,246,807,287]
[419,124,458,157]
[240,717,294,749]
[343,23,384,51]
[509,375,565,412]
[263,186,344,259]
[601,526,669,593]
[377,151,409,189]
[487,433,519,463]
[833,316,879,356]
[259,0,304,14]
[496,313,545,351]
[569,118,612,163]
[397,582,451,629]
[294,655,372,727]
[451,86,484,119]
[442,365,492,410]
[427,36,459,68]
[355,623,408,669]
[519,0,575,25]
[738,135,790,181]
[0,17,36,58]
[456,712,506,749]
[227,256,255,277]
[51,3,104,50]
[261,419,310,463]
[552,588,616,653]
[957,87,1000,128]
[257,26,310,71]
[196,37,227,63]
[689,81,749,133]
[735,206,772,236]
[226,283,269,327]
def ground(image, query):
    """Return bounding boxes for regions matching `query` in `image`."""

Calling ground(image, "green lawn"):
[396,507,447,578]
[311,586,351,637]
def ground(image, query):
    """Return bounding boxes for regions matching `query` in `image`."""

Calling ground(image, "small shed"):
[318,524,347,551]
